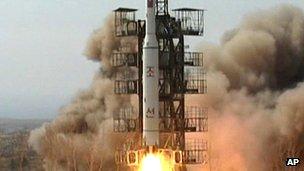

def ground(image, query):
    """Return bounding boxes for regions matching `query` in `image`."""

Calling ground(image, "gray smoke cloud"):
[29,4,304,171]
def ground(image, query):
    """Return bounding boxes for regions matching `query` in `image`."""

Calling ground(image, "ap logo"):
[286,158,300,166]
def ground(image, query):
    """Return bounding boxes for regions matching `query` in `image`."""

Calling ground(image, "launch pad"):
[112,0,207,170]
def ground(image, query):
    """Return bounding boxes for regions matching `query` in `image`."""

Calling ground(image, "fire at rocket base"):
[118,1,185,170]
[143,0,159,147]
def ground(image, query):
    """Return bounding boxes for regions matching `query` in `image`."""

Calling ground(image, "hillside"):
[0,118,50,133]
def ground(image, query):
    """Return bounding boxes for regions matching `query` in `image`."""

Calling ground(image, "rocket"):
[143,0,159,146]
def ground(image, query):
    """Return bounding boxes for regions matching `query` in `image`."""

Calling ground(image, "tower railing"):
[172,8,205,36]
[114,107,139,132]
[184,68,207,94]
[114,8,138,37]
[112,52,138,67]
[185,106,208,132]
[184,52,204,66]
[184,139,208,164]
[114,80,138,94]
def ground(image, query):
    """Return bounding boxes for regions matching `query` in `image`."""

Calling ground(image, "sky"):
[0,0,304,119]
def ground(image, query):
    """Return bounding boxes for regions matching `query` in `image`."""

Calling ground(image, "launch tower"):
[112,0,207,170]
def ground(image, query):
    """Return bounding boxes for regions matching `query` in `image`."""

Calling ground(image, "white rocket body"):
[143,0,159,146]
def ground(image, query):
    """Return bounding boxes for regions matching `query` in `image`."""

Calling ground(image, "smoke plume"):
[29,16,137,171]
[203,4,304,170]
[29,4,304,171]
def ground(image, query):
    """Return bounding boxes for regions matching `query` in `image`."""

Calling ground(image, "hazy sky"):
[1,0,304,119]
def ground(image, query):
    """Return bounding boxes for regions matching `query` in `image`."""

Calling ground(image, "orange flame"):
[139,153,172,171]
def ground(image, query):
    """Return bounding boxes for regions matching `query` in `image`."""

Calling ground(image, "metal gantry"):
[113,1,207,170]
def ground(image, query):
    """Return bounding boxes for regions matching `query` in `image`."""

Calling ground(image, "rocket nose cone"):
[147,0,154,8]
